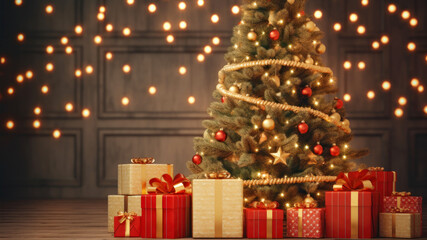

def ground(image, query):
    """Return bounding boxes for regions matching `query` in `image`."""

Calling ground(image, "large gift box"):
[140,173,192,238]
[287,207,324,238]
[118,160,173,195]
[108,195,141,232]
[114,212,141,237]
[370,168,396,211]
[325,170,379,238]
[192,177,243,238]
[245,201,283,239]
[379,212,422,238]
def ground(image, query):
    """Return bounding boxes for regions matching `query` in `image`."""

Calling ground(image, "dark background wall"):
[0,0,426,198]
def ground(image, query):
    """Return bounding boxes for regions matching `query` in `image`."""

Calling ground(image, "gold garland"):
[244,175,337,187]
[217,59,351,134]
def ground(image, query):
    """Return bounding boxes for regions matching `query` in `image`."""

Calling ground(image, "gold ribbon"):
[131,157,155,164]
[117,212,137,237]
[392,171,396,192]
[392,213,396,238]
[205,171,231,179]
[215,180,223,238]
[267,210,273,239]
[367,167,384,171]
[298,208,303,237]
[155,195,163,238]
[351,192,358,239]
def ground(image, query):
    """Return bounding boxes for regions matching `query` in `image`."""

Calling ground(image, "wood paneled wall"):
[0,0,426,198]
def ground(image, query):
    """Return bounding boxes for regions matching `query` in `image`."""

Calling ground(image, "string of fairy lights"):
[2,0,426,139]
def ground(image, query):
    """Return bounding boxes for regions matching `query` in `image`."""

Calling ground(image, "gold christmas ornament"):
[271,147,290,165]
[317,43,326,54]
[287,0,295,4]
[342,119,350,128]
[229,85,240,93]
[305,21,316,31]
[305,55,314,65]
[330,112,341,122]
[262,116,275,130]
[270,75,280,87]
[259,132,268,144]
[247,31,257,41]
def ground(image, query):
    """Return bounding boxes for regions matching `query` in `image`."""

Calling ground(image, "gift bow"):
[251,200,279,209]
[333,169,376,191]
[148,173,191,194]
[117,211,137,224]
[392,191,411,197]
[367,166,384,171]
[204,171,231,179]
[131,157,155,164]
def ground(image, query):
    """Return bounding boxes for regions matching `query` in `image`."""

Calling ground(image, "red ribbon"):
[250,200,279,209]
[333,169,376,191]
[148,173,191,194]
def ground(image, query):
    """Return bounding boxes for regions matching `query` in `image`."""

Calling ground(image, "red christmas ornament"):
[330,145,340,156]
[313,143,323,155]
[192,154,202,165]
[215,130,227,142]
[335,98,344,109]
[301,86,312,97]
[298,121,309,134]
[221,96,226,103]
[269,29,280,41]
[300,10,305,16]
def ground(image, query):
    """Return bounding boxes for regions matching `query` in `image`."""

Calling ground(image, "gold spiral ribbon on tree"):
[243,175,337,187]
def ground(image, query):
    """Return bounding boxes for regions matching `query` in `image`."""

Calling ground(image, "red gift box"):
[140,194,191,238]
[370,170,396,211]
[325,191,379,238]
[245,208,283,238]
[384,195,422,213]
[287,207,324,238]
[114,213,141,237]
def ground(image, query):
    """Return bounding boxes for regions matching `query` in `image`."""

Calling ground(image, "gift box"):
[108,195,141,232]
[370,170,396,211]
[379,212,421,238]
[245,207,283,238]
[140,194,191,238]
[118,163,173,195]
[384,195,422,214]
[192,178,243,238]
[287,208,324,238]
[114,212,141,237]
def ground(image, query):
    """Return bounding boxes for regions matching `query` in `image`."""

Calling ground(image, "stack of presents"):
[108,159,422,238]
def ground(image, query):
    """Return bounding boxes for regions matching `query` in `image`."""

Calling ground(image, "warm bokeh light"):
[17,33,24,42]
[381,35,389,44]
[15,0,22,6]
[85,65,94,74]
[41,85,49,94]
[46,45,54,54]
[423,106,427,115]
[106,52,113,60]
[357,25,366,34]
[333,23,342,31]
[372,41,380,49]
[197,54,205,62]
[123,27,131,36]
[398,97,407,106]
[75,25,83,34]
[148,86,157,95]
[388,4,397,13]
[343,93,351,102]
[65,46,73,54]
[313,10,322,19]
[126,0,135,5]
[97,12,105,21]
[166,34,174,43]
[407,42,416,51]
[33,120,41,129]
[197,0,204,6]
[45,5,53,14]
[179,66,187,75]
[6,121,14,129]
[163,21,172,31]
[94,35,102,44]
[367,90,375,99]
[25,70,33,79]
[178,1,186,10]
[65,103,74,112]
[99,6,106,13]
[358,61,366,70]
[46,63,54,71]
[82,108,90,118]
[411,78,419,87]
[382,81,391,91]
[1,57,5,64]
[343,61,352,70]
[361,0,369,6]
[148,3,156,13]
[34,107,42,115]
[212,37,220,45]
[53,129,61,139]
[122,64,131,73]
[61,37,68,45]
[401,10,410,20]
[349,13,358,22]
[204,45,212,54]
[418,85,424,93]
[231,5,240,14]
[75,69,82,77]
[106,23,113,32]
[211,14,219,23]
[409,18,418,27]
[16,74,24,83]
[179,21,187,29]
[394,108,403,117]
[7,87,14,95]
[188,96,196,104]
[121,97,130,106]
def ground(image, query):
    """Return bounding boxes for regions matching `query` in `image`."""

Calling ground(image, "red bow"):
[250,200,279,209]
[148,173,191,194]
[333,169,376,191]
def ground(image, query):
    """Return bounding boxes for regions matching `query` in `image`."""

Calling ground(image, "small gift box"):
[325,169,379,239]
[108,195,141,232]
[287,195,324,238]
[140,173,191,239]
[384,192,422,233]
[245,201,283,239]
[192,172,243,238]
[380,212,422,238]
[369,167,397,212]
[114,212,141,237]
[118,158,173,195]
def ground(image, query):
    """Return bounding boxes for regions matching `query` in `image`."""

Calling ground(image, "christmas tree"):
[188,0,367,207]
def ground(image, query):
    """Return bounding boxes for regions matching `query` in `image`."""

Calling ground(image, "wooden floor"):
[0,199,426,239]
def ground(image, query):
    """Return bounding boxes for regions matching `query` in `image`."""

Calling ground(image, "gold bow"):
[367,166,384,171]
[294,194,318,208]
[250,200,279,209]
[131,157,155,164]
[392,191,411,197]
[204,171,231,179]
[117,211,137,223]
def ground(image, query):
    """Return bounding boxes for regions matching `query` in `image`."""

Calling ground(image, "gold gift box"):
[118,163,173,195]
[107,195,141,233]
[192,179,243,238]
[379,212,421,238]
